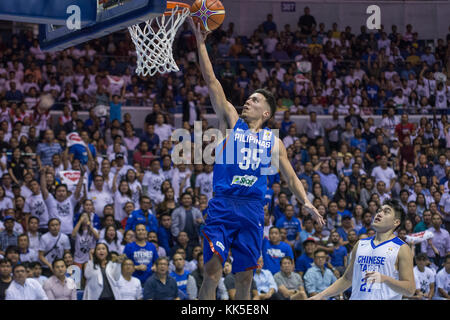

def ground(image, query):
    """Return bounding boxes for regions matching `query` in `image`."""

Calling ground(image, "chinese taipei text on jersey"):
[202,118,276,273]
[350,236,406,300]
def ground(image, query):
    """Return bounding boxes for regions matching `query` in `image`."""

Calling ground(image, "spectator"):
[298,7,316,36]
[169,252,196,300]
[326,231,348,276]
[72,212,100,267]
[5,264,48,300]
[410,253,435,300]
[253,257,282,300]
[0,259,12,300]
[274,256,307,300]
[143,256,179,300]
[38,218,71,276]
[434,254,450,300]
[125,196,158,233]
[262,226,294,275]
[17,233,39,263]
[35,130,62,168]
[421,214,450,268]
[116,258,143,300]
[42,259,77,300]
[0,216,18,256]
[171,192,203,245]
[295,238,316,278]
[303,249,338,298]
[123,224,159,285]
[83,242,125,300]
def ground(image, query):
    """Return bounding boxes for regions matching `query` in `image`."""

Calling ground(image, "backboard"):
[0,0,97,25]
[39,0,167,52]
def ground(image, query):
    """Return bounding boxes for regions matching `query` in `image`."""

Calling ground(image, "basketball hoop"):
[128,1,190,77]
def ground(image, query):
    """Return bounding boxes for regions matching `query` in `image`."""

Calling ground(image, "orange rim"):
[164,1,190,16]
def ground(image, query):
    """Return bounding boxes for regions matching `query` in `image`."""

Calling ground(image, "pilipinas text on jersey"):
[213,118,276,200]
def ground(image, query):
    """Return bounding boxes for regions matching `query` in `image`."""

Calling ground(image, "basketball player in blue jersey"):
[309,200,416,300]
[189,19,324,300]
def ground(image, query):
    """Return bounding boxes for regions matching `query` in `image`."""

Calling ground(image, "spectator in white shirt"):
[116,258,143,300]
[433,254,450,300]
[411,253,435,300]
[371,155,397,192]
[5,264,48,300]
[154,113,172,147]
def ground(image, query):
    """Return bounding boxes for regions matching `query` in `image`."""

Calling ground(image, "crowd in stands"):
[0,6,449,300]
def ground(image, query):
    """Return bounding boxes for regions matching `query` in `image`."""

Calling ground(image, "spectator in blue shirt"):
[124,224,159,285]
[157,214,174,255]
[295,238,316,278]
[350,128,368,154]
[36,130,63,167]
[262,227,294,275]
[296,217,315,254]
[275,205,301,248]
[303,249,337,298]
[143,256,179,300]
[169,253,194,300]
[125,196,158,233]
[358,211,374,236]
[327,231,348,276]
[262,14,277,33]
[336,214,356,242]
[109,93,124,124]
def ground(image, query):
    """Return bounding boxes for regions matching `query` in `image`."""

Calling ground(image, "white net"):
[128,5,190,77]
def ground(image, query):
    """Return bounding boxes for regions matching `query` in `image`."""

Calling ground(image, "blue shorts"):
[202,195,264,273]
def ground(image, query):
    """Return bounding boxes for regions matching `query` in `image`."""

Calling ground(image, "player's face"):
[372,205,399,232]
[242,93,270,123]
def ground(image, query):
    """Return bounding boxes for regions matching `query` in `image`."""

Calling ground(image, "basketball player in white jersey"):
[309,200,415,300]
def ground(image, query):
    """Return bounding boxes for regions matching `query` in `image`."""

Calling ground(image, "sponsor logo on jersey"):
[216,241,225,252]
[231,175,258,187]
[262,130,272,141]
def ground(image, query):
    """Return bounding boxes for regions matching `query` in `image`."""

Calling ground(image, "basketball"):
[38,94,54,110]
[190,0,226,32]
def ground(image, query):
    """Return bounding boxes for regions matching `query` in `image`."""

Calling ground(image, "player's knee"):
[235,270,253,287]
[203,256,223,282]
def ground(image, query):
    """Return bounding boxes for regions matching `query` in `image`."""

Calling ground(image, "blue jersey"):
[262,238,294,275]
[124,241,159,284]
[170,270,190,299]
[275,216,302,241]
[213,118,276,201]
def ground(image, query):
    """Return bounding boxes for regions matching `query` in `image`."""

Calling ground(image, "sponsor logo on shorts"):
[216,241,225,252]
[231,175,258,187]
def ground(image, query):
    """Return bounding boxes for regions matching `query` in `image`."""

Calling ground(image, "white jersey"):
[350,236,406,300]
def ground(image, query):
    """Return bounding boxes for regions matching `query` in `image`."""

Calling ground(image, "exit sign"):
[281,2,296,12]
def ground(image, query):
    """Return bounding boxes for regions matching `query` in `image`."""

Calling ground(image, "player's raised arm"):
[272,137,324,226]
[189,17,238,131]
[308,241,359,300]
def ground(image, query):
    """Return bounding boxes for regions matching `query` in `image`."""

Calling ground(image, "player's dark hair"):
[254,88,276,119]
[383,199,404,231]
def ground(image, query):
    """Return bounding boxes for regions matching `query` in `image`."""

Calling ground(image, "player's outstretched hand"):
[187,16,210,42]
[304,202,325,227]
